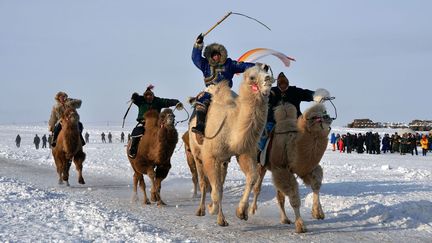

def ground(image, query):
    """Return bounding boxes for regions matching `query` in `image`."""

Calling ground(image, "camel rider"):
[49,91,85,147]
[128,85,183,158]
[258,72,331,151]
[191,34,265,142]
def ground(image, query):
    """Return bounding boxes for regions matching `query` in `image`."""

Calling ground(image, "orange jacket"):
[420,137,429,150]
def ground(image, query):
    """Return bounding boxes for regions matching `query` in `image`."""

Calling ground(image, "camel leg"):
[62,160,72,187]
[195,157,207,216]
[276,190,291,224]
[302,165,325,220]
[139,173,150,205]
[204,156,228,226]
[73,150,86,185]
[147,168,158,203]
[272,168,306,233]
[250,164,267,215]
[185,147,199,198]
[55,160,64,185]
[154,164,171,207]
[131,172,139,203]
[235,154,257,221]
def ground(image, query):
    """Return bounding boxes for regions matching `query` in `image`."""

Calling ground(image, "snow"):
[1,124,431,242]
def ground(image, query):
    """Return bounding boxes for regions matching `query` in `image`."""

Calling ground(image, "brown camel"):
[250,102,332,233]
[127,108,178,206]
[51,108,86,186]
[188,66,274,226]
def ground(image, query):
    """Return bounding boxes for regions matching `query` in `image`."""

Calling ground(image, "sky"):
[1,124,431,241]
[0,0,431,126]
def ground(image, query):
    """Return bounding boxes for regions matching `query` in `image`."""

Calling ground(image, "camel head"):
[299,103,332,134]
[159,108,175,128]
[240,66,274,98]
[61,108,80,125]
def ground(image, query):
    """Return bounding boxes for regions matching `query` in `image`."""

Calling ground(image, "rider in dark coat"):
[128,85,182,158]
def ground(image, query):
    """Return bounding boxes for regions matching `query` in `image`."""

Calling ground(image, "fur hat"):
[204,43,228,66]
[55,91,68,102]
[144,84,154,96]
[277,72,289,89]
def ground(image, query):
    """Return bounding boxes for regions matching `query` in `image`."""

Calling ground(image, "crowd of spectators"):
[330,132,431,156]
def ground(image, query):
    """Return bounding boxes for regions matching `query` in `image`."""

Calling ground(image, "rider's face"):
[145,94,154,103]
[212,53,221,63]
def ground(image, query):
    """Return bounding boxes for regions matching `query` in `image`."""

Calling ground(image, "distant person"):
[15,134,21,148]
[48,134,53,148]
[330,133,337,151]
[127,133,131,142]
[120,132,125,143]
[33,134,40,149]
[101,132,106,143]
[420,134,428,156]
[41,134,47,148]
[108,132,112,143]
[85,132,89,143]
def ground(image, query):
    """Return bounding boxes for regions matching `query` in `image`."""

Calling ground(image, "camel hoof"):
[157,200,167,207]
[295,219,307,233]
[143,199,151,205]
[236,206,248,221]
[195,207,206,216]
[58,179,63,185]
[217,217,229,227]
[150,193,157,202]
[78,177,85,184]
[66,181,70,187]
[131,195,138,203]
[280,218,292,224]
[312,208,325,220]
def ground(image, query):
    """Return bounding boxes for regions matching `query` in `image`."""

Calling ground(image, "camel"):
[188,66,274,226]
[250,102,332,233]
[127,108,178,206]
[51,108,86,186]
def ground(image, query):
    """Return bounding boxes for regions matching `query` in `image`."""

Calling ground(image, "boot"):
[191,109,206,145]
[128,136,141,158]
[80,134,86,146]
[51,123,62,147]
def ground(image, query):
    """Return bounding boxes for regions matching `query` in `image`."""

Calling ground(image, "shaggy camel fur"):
[250,102,332,233]
[128,109,178,206]
[52,108,86,186]
[188,66,273,226]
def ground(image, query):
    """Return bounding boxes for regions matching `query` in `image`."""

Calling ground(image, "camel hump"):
[274,103,297,122]
[303,103,327,119]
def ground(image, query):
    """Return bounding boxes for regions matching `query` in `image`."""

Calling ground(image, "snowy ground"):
[0,124,431,242]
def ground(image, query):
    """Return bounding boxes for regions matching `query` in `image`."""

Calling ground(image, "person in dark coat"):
[15,134,21,148]
[128,85,182,158]
[101,132,106,143]
[382,133,391,153]
[33,134,40,149]
[85,132,89,143]
[108,132,112,143]
[191,34,258,143]
[120,132,125,143]
[258,72,330,151]
[41,134,47,148]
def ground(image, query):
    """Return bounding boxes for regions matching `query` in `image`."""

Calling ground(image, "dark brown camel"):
[52,108,86,186]
[127,108,178,206]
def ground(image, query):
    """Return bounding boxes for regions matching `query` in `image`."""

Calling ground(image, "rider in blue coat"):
[191,34,256,142]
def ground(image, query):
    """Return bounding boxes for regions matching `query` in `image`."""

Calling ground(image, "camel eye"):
[250,76,255,81]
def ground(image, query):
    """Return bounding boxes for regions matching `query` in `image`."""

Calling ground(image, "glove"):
[131,92,139,101]
[196,34,204,44]
[175,102,184,110]
[313,88,331,103]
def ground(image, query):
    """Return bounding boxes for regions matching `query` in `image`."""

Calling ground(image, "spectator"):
[108,132,112,143]
[48,134,53,148]
[101,132,106,143]
[33,134,41,149]
[85,132,90,143]
[420,134,428,156]
[330,133,337,151]
[15,134,21,148]
[120,132,125,143]
[41,134,47,148]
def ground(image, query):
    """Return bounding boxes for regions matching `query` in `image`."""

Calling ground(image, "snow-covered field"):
[0,124,431,242]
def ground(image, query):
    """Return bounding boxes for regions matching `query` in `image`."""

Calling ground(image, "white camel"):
[188,66,273,226]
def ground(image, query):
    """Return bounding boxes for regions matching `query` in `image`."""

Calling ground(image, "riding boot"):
[80,133,86,146]
[128,136,141,159]
[51,123,62,147]
[191,109,206,145]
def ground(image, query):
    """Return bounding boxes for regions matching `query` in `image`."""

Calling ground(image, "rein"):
[203,115,227,140]
[174,107,190,126]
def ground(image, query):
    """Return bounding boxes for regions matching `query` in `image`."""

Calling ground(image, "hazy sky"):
[1,0,431,127]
